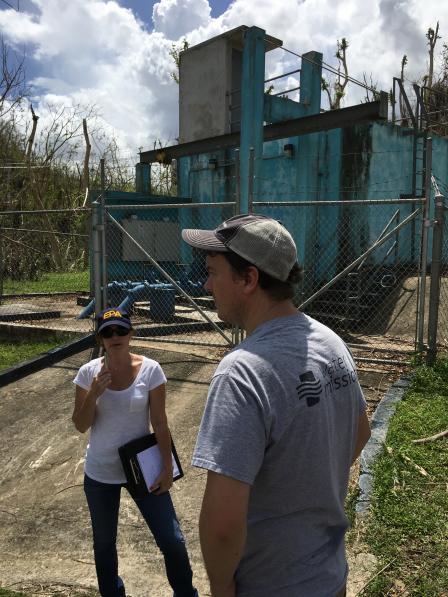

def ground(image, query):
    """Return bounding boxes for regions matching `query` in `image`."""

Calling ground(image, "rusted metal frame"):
[139,97,388,164]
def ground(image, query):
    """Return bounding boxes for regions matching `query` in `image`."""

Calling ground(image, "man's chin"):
[218,312,237,326]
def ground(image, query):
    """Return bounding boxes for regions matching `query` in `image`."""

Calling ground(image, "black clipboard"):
[118,433,183,498]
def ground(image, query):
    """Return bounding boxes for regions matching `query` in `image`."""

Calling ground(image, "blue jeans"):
[84,474,197,597]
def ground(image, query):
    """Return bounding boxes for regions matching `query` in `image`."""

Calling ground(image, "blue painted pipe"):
[77,274,206,320]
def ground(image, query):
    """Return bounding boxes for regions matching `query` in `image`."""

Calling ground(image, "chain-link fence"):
[428,182,448,355]
[0,207,92,336]
[1,191,447,363]
[84,195,446,362]
[87,201,237,347]
[253,199,425,359]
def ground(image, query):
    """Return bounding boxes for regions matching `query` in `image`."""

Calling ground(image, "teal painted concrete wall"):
[176,120,448,285]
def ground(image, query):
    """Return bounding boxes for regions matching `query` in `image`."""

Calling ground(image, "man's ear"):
[243,265,259,294]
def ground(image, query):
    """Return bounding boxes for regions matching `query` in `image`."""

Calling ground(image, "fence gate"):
[92,201,237,348]
[86,192,448,363]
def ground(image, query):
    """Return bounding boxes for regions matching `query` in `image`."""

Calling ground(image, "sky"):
[0,0,448,160]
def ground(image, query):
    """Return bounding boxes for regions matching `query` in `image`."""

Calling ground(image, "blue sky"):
[0,0,447,157]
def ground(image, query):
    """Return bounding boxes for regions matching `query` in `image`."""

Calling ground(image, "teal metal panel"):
[177,153,235,263]
[366,123,416,266]
[264,95,305,122]
[135,163,151,193]
[240,26,266,211]
[299,51,322,115]
[312,129,343,284]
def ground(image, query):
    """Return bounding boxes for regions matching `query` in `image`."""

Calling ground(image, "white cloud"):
[0,0,179,154]
[153,0,211,39]
[0,0,447,155]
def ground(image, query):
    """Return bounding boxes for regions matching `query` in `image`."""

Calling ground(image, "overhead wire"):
[265,38,378,93]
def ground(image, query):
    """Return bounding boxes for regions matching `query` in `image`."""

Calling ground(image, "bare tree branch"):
[82,117,91,192]
[0,36,27,117]
[26,103,39,162]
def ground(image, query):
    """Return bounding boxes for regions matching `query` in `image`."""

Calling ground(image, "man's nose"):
[204,277,212,291]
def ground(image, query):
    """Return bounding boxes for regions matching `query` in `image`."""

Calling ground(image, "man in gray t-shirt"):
[182,214,371,597]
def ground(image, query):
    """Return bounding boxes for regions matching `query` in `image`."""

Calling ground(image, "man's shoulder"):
[213,344,272,385]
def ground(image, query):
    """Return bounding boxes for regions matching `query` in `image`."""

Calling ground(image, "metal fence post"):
[427,190,445,365]
[100,158,108,309]
[91,200,103,324]
[416,137,432,353]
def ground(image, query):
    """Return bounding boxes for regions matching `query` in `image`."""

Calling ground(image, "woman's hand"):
[150,466,174,495]
[72,363,110,433]
[90,366,112,399]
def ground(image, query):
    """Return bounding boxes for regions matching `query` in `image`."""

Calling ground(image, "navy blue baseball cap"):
[97,307,132,333]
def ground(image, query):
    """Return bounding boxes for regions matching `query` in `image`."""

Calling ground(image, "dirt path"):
[0,342,399,596]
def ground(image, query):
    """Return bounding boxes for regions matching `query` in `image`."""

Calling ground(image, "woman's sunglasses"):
[99,326,130,339]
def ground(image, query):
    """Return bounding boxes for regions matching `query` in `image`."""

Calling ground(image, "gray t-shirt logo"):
[296,370,322,406]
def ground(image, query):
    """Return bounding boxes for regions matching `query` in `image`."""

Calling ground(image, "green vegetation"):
[362,359,448,595]
[0,335,76,370]
[0,590,27,597]
[2,270,89,294]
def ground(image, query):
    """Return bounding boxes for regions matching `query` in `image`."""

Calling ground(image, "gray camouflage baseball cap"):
[181,213,298,282]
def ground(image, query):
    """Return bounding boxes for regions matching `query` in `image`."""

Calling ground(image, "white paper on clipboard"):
[136,445,181,489]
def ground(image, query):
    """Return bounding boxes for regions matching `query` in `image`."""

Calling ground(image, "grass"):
[2,270,89,294]
[360,359,448,595]
[0,335,76,370]
[0,590,27,597]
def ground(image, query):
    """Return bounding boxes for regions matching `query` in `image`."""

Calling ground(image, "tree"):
[321,38,349,110]
[169,38,189,85]
[0,98,98,279]
[361,73,380,103]
[398,54,410,127]
[425,41,448,137]
[394,21,448,137]
[425,22,440,95]
[0,36,27,120]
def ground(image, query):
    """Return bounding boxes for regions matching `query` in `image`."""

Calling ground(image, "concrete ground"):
[0,340,405,596]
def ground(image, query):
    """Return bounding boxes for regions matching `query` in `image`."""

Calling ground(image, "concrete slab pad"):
[0,303,61,322]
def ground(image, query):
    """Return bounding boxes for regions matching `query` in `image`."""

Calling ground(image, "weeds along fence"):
[0,207,92,335]
[0,208,90,282]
